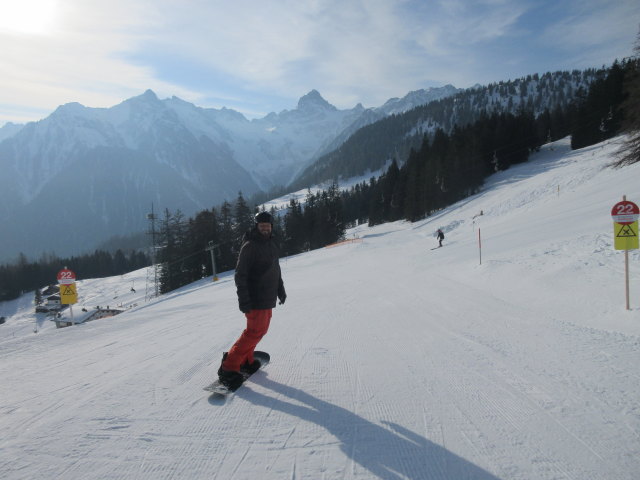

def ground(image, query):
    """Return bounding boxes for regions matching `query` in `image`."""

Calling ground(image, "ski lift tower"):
[206,241,219,281]
[145,204,160,301]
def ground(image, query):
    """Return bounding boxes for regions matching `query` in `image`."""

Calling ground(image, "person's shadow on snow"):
[244,376,502,480]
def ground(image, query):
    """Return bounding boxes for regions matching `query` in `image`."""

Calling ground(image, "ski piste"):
[204,351,270,396]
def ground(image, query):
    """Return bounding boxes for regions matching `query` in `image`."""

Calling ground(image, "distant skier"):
[436,229,445,247]
[217,211,287,390]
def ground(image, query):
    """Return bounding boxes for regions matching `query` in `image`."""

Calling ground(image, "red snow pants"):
[222,309,272,372]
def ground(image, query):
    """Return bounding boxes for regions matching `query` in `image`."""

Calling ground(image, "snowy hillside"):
[1,136,639,480]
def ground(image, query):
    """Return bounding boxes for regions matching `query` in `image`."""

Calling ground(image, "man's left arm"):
[277,276,286,305]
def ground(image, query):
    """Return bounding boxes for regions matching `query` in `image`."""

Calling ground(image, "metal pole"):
[622,195,630,310]
[207,241,219,281]
[478,228,482,265]
[625,250,630,311]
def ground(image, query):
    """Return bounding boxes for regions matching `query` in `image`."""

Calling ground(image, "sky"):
[1,0,639,126]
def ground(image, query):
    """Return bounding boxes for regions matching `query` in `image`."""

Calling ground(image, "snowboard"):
[204,351,270,395]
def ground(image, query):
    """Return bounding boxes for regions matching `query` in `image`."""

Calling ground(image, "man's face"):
[257,222,272,238]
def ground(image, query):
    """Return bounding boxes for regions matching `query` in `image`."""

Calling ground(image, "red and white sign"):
[611,200,639,225]
[57,268,76,285]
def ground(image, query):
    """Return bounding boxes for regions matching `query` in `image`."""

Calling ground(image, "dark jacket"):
[234,227,286,312]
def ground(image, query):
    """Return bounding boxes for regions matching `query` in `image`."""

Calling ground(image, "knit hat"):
[254,211,273,224]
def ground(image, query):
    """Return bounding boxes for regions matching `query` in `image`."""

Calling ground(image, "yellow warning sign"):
[59,282,78,304]
[614,221,639,250]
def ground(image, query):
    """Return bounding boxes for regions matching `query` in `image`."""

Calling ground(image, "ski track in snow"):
[1,137,640,479]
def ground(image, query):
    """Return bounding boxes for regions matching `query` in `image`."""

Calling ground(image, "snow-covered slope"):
[1,136,639,479]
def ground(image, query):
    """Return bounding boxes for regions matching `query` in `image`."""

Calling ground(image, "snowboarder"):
[217,211,287,390]
[436,229,445,247]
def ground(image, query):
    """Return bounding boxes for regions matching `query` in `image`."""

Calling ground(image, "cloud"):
[532,0,639,71]
[0,0,638,125]
[168,0,535,105]
[141,1,410,105]
[429,0,530,46]
[0,0,201,121]
[541,0,639,52]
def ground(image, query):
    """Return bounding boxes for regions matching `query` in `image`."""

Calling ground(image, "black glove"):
[278,292,287,305]
[239,303,252,314]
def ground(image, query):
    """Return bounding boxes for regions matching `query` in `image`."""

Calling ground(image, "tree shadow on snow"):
[244,376,503,480]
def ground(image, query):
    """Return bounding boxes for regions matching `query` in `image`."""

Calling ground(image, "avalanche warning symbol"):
[617,223,637,237]
[60,283,78,305]
[614,221,639,250]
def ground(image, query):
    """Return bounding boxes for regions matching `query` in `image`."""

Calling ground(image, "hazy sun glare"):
[0,0,57,35]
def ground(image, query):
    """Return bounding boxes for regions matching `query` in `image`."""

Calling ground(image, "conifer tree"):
[324,182,345,244]
[283,198,305,255]
[233,192,254,241]
[402,147,424,222]
[192,209,220,277]
[571,62,627,149]
[615,31,640,167]
[302,190,318,250]
[270,205,283,241]
[367,177,384,227]
[217,201,236,271]
[380,159,401,222]
[158,209,188,293]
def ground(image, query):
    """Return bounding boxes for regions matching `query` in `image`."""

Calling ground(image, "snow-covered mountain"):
[209,89,368,186]
[0,91,256,260]
[0,122,23,143]
[291,69,603,189]
[308,85,464,162]
[2,137,639,479]
[376,84,461,116]
[0,86,459,261]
